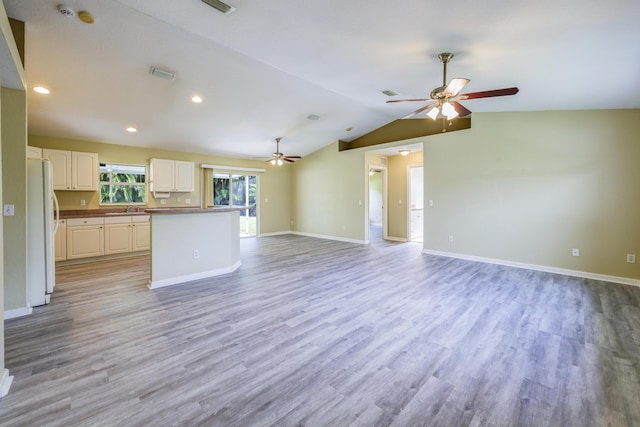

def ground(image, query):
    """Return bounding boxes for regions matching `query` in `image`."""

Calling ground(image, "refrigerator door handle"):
[52,191,60,235]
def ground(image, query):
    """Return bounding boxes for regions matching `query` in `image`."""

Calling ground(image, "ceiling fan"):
[268,138,301,166]
[387,52,519,120]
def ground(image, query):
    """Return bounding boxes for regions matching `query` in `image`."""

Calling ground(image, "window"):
[99,163,147,205]
[213,173,257,236]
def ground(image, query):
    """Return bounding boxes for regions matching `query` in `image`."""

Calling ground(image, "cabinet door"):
[55,220,67,261]
[151,159,175,192]
[104,223,133,255]
[174,161,195,192]
[72,152,98,191]
[132,222,150,251]
[43,149,72,190]
[67,225,104,259]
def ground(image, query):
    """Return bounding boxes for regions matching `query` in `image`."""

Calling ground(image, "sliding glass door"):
[213,173,258,237]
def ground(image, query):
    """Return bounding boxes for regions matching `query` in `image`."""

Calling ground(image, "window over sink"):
[99,163,147,205]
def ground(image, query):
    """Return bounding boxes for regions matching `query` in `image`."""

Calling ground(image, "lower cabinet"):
[55,219,67,261]
[61,215,150,261]
[66,217,105,259]
[131,216,150,251]
[104,215,150,255]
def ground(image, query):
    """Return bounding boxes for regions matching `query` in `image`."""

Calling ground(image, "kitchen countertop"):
[144,207,250,215]
[59,209,150,219]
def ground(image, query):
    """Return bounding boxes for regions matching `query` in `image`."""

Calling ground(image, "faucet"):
[126,206,135,213]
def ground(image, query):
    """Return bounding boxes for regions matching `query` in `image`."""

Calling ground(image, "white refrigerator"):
[27,158,59,306]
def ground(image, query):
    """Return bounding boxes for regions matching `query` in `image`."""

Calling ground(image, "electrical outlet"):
[627,254,636,264]
[160,199,167,205]
[80,199,86,206]
[185,198,191,204]
[448,235,454,243]
[429,200,433,207]
[193,250,199,259]
[177,197,182,203]
[265,198,269,203]
[572,248,580,257]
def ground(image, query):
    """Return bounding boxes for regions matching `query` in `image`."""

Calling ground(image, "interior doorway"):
[408,166,424,243]
[368,166,387,242]
[213,173,258,237]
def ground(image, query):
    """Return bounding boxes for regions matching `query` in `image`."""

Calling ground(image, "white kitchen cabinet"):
[150,158,194,193]
[66,217,104,259]
[132,216,150,251]
[43,149,98,191]
[104,217,133,255]
[104,215,150,255]
[55,219,67,262]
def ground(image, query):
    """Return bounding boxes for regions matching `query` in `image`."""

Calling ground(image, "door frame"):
[406,164,424,243]
[366,164,388,243]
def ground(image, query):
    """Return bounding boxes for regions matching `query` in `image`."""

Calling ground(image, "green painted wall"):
[291,141,366,242]
[2,88,27,311]
[423,110,640,280]
[28,135,292,235]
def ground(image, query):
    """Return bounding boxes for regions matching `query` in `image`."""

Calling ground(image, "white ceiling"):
[4,0,640,160]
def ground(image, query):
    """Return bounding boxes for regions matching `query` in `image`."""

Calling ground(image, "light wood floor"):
[3,235,640,426]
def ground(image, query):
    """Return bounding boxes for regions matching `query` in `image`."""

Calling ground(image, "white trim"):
[386,236,408,242]
[200,164,266,173]
[4,306,33,320]
[148,261,242,289]
[291,231,366,245]
[422,249,640,287]
[1,369,13,398]
[259,231,292,237]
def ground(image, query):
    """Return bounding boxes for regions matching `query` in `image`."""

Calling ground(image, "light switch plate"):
[3,204,14,216]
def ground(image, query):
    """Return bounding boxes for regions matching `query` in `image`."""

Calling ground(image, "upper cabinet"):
[150,158,195,193]
[43,149,98,191]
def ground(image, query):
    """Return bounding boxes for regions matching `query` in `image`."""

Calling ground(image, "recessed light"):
[345,127,353,132]
[34,86,50,94]
[126,127,137,133]
[191,95,203,103]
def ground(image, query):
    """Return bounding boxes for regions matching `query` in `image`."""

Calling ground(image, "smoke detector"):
[57,4,75,18]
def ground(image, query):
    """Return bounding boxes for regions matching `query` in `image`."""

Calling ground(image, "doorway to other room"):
[408,166,424,243]
[368,166,387,242]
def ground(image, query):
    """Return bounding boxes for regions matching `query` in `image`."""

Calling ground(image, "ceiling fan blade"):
[386,98,432,104]
[402,103,438,119]
[458,87,519,100]
[442,78,470,97]
[282,158,295,163]
[451,101,472,117]
[284,156,301,159]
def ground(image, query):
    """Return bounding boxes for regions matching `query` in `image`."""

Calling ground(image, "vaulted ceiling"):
[4,0,640,159]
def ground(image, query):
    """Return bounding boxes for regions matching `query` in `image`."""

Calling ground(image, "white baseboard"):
[291,231,367,245]
[422,249,640,287]
[1,369,13,398]
[4,306,33,320]
[386,236,407,242]
[148,261,242,290]
[259,231,292,237]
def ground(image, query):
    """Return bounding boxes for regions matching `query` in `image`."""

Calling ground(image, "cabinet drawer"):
[104,216,132,225]
[131,215,150,223]
[67,217,104,227]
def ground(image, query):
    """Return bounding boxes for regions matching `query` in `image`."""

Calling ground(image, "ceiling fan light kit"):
[387,52,519,120]
[268,138,301,166]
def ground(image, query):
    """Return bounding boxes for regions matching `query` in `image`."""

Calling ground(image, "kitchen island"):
[145,207,246,289]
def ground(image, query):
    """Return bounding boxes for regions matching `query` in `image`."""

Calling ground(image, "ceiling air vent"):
[201,0,236,15]
[149,67,176,81]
